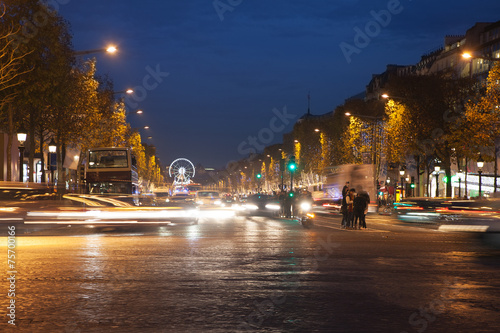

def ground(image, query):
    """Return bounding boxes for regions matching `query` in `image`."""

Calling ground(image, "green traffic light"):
[256,173,262,179]
[410,184,415,188]
[289,192,294,197]
[288,164,296,171]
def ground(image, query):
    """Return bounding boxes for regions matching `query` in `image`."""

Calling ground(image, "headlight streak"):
[0,207,19,212]
[244,204,259,211]
[438,225,490,232]
[265,203,281,210]
[62,195,104,207]
[25,207,200,224]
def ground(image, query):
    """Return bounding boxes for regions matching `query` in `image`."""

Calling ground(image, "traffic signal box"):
[288,156,297,172]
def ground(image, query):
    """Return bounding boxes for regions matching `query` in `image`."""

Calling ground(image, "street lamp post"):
[399,168,405,199]
[457,171,464,198]
[434,165,441,198]
[477,154,484,199]
[125,109,143,116]
[74,45,117,56]
[17,125,27,183]
[48,138,57,189]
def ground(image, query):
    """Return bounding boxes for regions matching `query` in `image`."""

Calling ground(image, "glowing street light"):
[380,93,409,101]
[125,109,143,116]
[113,89,134,95]
[345,111,382,121]
[106,45,117,54]
[462,52,473,60]
[434,164,441,198]
[399,167,405,199]
[48,138,57,187]
[74,45,118,56]
[462,52,500,62]
[477,154,484,199]
[48,138,57,153]
[17,124,27,183]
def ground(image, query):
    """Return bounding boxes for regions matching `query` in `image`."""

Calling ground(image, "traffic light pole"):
[288,156,296,193]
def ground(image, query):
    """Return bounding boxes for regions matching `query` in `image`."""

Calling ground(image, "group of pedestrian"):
[341,181,369,230]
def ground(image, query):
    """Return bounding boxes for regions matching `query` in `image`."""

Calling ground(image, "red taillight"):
[396,206,423,210]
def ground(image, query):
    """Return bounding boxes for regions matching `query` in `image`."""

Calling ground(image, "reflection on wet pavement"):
[0,215,499,332]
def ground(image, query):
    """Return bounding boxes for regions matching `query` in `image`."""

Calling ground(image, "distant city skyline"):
[58,0,500,168]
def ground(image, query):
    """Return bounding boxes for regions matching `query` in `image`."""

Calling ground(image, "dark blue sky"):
[58,0,500,168]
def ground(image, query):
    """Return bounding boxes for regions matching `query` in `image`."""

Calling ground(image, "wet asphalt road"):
[1,213,500,333]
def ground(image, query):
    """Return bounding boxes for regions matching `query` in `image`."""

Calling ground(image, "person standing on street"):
[358,190,370,229]
[341,182,350,228]
[346,188,356,229]
[353,191,368,230]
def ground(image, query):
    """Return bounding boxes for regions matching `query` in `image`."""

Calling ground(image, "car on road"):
[238,194,279,216]
[220,193,237,207]
[195,190,221,206]
[312,198,342,214]
[394,197,453,223]
[436,199,500,248]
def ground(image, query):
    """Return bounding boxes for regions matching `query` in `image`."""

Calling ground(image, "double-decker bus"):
[84,147,140,195]
[173,183,202,196]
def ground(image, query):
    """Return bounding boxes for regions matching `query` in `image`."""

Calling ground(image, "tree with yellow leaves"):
[383,100,414,164]
[383,72,477,197]
[461,62,500,190]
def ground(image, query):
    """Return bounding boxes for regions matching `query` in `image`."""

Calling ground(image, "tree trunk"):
[28,112,35,183]
[39,127,46,184]
[444,157,452,198]
[7,104,13,181]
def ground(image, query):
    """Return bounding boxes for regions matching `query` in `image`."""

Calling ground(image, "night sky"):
[58,0,500,168]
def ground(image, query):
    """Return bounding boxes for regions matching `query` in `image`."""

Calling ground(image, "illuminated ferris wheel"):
[169,158,195,185]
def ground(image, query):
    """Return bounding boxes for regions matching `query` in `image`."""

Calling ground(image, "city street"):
[1,211,499,332]
[3,2,500,332]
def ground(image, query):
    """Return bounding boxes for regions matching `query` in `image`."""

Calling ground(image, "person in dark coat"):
[341,182,350,228]
[357,190,370,229]
[346,188,356,228]
[352,192,367,230]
